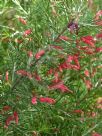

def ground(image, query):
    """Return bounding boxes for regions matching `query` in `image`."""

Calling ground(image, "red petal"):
[84,70,90,77]
[27,51,33,57]
[19,17,27,25]
[96,33,102,38]
[73,109,83,114]
[53,72,59,83]
[31,97,37,104]
[67,55,73,63]
[24,29,32,36]
[84,79,92,90]
[82,36,94,41]
[47,68,54,75]
[94,10,102,20]
[73,56,80,67]
[92,132,102,136]
[32,72,41,81]
[16,70,28,76]
[3,106,11,111]
[13,111,19,125]
[59,36,72,41]
[96,47,102,52]
[66,55,80,70]
[81,37,95,47]
[16,70,32,79]
[95,21,102,26]
[5,116,14,126]
[48,81,72,93]
[5,71,9,81]
[35,50,45,59]
[50,45,63,50]
[71,64,80,70]
[85,48,95,54]
[39,97,56,104]
[58,65,63,72]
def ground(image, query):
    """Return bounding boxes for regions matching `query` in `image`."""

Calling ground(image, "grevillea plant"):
[0,0,102,136]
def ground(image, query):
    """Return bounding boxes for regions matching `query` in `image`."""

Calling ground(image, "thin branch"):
[54,25,68,42]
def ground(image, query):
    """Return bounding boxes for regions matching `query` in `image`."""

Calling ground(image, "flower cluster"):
[31,97,56,105]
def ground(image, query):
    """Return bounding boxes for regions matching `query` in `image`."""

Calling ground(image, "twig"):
[54,25,68,42]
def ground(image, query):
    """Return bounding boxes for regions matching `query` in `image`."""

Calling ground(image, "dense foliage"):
[0,0,102,136]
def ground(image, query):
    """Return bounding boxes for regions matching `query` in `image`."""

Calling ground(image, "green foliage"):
[0,0,102,136]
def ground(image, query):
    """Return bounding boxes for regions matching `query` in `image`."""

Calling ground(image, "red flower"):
[53,72,59,83]
[81,36,95,47]
[71,65,80,70]
[3,106,11,111]
[77,45,95,55]
[72,55,80,68]
[95,21,102,26]
[35,50,45,59]
[24,29,32,36]
[84,70,90,77]
[27,51,33,57]
[96,47,102,52]
[84,79,92,90]
[19,17,27,25]
[94,10,102,20]
[59,36,72,41]
[58,62,71,70]
[16,70,32,79]
[77,45,88,50]
[73,109,83,114]
[50,45,63,50]
[92,132,102,136]
[85,48,95,54]
[16,70,28,76]
[13,112,19,125]
[31,97,37,105]
[96,33,102,39]
[5,71,9,81]
[5,111,18,127]
[81,36,95,42]
[47,68,54,75]
[58,65,63,72]
[48,81,73,93]
[66,55,80,70]
[58,58,80,72]
[67,55,79,65]
[94,10,102,26]
[39,97,56,104]
[5,115,14,126]
[67,55,73,63]
[32,72,41,81]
